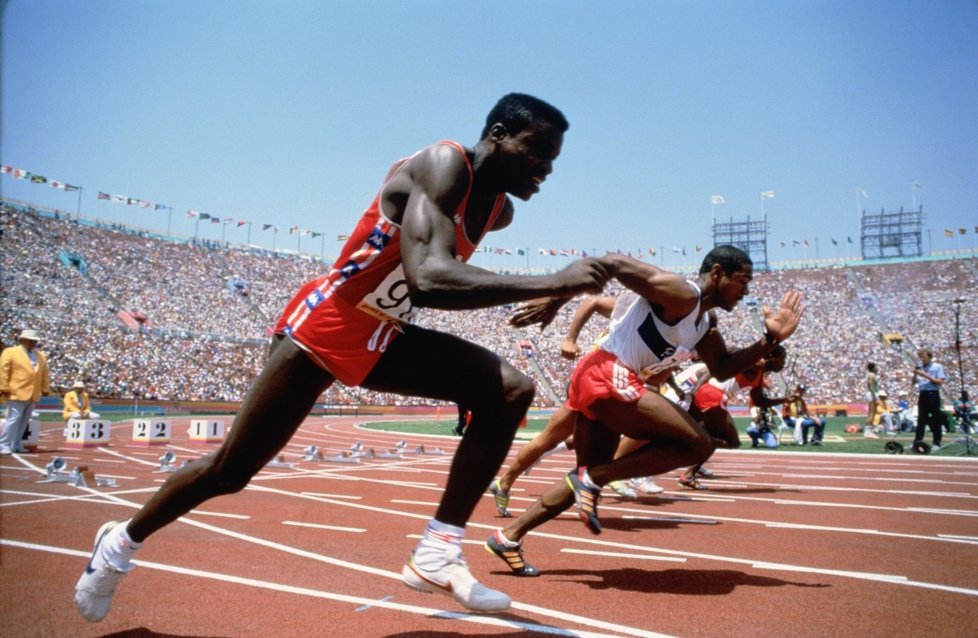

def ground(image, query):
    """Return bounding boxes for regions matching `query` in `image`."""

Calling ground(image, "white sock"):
[413,519,464,570]
[101,520,142,569]
[540,441,568,459]
[578,467,600,489]
[494,529,520,548]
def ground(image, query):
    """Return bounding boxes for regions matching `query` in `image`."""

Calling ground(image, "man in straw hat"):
[0,329,51,454]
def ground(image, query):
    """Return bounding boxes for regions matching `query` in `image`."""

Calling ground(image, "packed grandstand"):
[2,200,975,409]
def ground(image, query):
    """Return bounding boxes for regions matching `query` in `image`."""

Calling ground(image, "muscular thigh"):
[589,390,707,444]
[361,324,525,409]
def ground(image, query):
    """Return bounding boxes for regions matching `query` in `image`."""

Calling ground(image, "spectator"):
[782,385,825,446]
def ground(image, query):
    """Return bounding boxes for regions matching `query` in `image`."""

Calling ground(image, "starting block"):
[39,458,117,487]
[189,419,225,444]
[303,445,323,461]
[64,418,111,448]
[393,440,445,456]
[372,447,404,460]
[321,450,364,464]
[265,454,295,469]
[132,419,173,445]
[155,451,184,473]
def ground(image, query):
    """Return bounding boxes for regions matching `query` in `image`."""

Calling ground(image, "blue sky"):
[2,0,977,269]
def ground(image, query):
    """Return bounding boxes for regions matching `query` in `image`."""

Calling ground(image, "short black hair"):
[699,244,752,275]
[482,93,569,139]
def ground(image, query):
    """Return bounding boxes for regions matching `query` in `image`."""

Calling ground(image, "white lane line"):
[0,539,670,638]
[298,492,363,500]
[188,510,251,520]
[561,548,686,562]
[282,520,365,533]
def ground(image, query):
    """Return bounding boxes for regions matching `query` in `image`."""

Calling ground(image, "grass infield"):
[361,415,972,456]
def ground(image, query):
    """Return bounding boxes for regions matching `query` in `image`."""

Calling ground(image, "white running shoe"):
[75,521,135,622]
[402,545,511,613]
[630,477,665,495]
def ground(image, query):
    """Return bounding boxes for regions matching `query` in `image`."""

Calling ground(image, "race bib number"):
[355,265,417,325]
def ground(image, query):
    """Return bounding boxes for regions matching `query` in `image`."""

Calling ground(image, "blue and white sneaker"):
[74,521,134,622]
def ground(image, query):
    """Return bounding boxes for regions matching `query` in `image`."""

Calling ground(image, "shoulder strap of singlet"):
[436,140,506,248]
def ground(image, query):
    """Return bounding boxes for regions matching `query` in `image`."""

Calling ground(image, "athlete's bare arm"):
[596,254,700,322]
[392,145,610,310]
[695,292,803,381]
[560,295,616,359]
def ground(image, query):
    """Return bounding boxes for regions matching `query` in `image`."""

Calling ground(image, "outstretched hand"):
[509,297,569,330]
[761,291,804,342]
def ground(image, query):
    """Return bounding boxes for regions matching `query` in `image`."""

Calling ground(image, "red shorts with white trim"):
[692,382,728,412]
[566,349,646,421]
[274,280,401,387]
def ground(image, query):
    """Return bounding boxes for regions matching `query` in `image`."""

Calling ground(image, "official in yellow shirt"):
[64,381,99,420]
[0,329,51,454]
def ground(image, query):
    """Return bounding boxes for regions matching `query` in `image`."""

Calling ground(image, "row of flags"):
[3,163,330,239]
[945,227,978,237]
[6,164,974,251]
[1,165,80,191]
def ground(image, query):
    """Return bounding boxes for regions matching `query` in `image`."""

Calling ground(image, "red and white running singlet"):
[274,141,506,385]
[567,284,710,419]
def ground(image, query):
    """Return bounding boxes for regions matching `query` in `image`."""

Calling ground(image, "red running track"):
[2,415,977,637]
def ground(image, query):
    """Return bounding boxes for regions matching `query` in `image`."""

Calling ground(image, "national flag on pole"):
[337,233,349,241]
[139,200,150,209]
[780,241,786,248]
[210,217,220,224]
[224,217,233,224]
[65,184,80,192]
[760,190,775,199]
[792,240,800,246]
[127,197,140,205]
[111,195,126,203]
[30,174,47,184]
[648,247,656,256]
[695,245,703,252]
[14,168,29,179]
[289,226,299,234]
[803,239,810,247]
[0,165,11,174]
[847,236,854,244]
[311,231,321,238]
[912,181,922,189]
[187,210,200,218]
[944,229,953,237]
[711,195,725,205]
[98,192,111,200]
[263,223,273,231]
[858,188,868,198]
[959,228,967,235]
[237,220,247,227]
[50,180,66,189]
[517,248,525,256]
[831,238,838,246]
[199,213,211,220]
[155,203,168,211]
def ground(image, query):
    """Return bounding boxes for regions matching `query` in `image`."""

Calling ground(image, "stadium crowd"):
[2,202,975,409]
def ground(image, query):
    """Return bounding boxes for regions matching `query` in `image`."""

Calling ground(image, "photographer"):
[912,349,947,451]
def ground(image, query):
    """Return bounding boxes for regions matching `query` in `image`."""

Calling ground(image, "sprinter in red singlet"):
[75,94,611,619]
